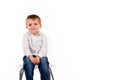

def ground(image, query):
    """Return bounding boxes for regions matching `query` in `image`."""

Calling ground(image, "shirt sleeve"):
[38,34,48,58]
[22,32,32,56]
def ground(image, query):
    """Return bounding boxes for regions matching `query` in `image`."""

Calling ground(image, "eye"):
[28,24,32,26]
[34,23,37,25]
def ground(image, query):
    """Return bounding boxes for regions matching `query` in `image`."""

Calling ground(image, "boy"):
[23,14,50,80]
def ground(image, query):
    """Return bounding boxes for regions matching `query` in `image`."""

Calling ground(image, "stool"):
[19,65,54,80]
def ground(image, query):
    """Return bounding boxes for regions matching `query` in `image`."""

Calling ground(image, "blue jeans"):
[23,56,50,80]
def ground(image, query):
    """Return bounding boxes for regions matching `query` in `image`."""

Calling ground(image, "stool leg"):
[49,67,54,80]
[19,67,24,80]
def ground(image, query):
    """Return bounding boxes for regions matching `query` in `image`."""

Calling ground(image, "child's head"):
[26,14,42,35]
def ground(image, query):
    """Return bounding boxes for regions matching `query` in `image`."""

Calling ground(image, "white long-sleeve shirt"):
[22,31,48,58]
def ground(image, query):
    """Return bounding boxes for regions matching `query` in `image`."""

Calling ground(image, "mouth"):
[30,29,36,30]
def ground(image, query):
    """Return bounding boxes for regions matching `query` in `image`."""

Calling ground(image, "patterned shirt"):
[22,31,48,57]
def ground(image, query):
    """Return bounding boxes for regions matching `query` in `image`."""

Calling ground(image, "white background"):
[0,0,120,80]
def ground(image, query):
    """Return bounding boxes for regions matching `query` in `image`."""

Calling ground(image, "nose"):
[31,25,35,28]
[30,26,36,30]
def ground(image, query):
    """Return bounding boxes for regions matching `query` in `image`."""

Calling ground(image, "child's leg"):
[23,56,35,80]
[38,57,50,80]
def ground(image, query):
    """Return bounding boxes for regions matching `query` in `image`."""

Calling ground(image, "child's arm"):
[38,34,48,58]
[22,33,32,57]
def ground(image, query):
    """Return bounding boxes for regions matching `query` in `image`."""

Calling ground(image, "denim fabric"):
[23,56,50,80]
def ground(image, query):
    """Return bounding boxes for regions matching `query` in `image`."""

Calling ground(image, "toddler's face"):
[26,19,41,35]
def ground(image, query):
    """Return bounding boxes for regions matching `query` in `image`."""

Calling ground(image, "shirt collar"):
[29,31,41,37]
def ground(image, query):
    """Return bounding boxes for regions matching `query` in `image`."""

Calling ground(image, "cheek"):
[37,26,41,29]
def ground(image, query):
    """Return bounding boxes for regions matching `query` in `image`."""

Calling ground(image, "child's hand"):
[28,55,36,64]
[35,56,40,64]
